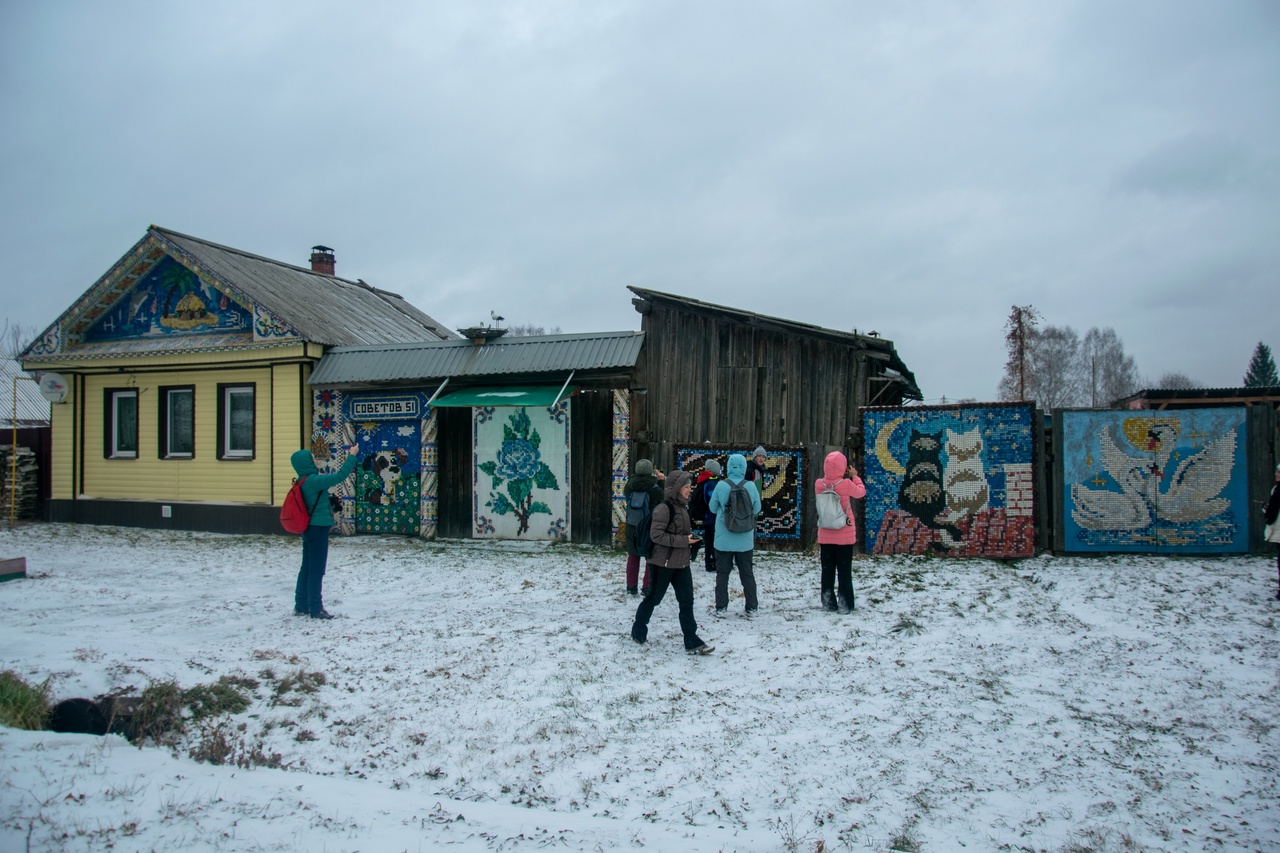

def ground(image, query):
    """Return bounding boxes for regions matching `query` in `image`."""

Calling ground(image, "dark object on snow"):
[98,694,143,738]
[48,698,108,735]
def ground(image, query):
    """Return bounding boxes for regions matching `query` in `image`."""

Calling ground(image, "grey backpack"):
[816,480,848,530]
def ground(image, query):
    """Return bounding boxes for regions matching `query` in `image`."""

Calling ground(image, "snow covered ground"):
[0,522,1277,852]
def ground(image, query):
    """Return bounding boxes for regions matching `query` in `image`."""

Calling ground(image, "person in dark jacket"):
[291,445,359,619]
[1264,463,1280,600]
[622,459,665,595]
[694,459,722,572]
[745,446,768,484]
[631,470,714,655]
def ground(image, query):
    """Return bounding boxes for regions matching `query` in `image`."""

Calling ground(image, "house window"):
[104,388,138,459]
[217,383,255,459]
[160,386,195,459]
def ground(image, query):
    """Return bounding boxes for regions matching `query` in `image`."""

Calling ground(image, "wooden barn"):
[626,287,920,549]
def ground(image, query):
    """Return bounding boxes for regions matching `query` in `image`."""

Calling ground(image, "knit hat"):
[753,446,767,459]
[704,459,722,476]
[635,459,654,475]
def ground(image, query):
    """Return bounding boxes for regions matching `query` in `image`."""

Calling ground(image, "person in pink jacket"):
[815,450,866,612]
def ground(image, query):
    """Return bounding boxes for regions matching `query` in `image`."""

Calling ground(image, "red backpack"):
[280,476,322,534]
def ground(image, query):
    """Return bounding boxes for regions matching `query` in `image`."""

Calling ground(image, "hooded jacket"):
[648,470,694,568]
[290,448,360,528]
[708,454,762,552]
[815,450,865,546]
[623,470,665,557]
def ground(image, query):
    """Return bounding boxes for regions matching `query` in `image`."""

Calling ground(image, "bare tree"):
[1027,325,1082,409]
[1155,372,1203,390]
[505,324,563,337]
[1,321,36,361]
[997,305,1039,402]
[1078,327,1139,407]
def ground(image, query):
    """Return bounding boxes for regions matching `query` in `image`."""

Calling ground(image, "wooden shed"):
[627,287,920,549]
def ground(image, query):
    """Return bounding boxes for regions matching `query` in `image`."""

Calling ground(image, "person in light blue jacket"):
[290,444,359,619]
[707,453,762,615]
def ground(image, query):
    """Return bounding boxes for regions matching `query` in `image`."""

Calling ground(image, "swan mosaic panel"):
[1060,408,1247,553]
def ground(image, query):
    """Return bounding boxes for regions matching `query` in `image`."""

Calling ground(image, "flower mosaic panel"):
[675,446,804,540]
[1060,407,1247,553]
[861,403,1036,558]
[611,390,630,547]
[474,404,570,541]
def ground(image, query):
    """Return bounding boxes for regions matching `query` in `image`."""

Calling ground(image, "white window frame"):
[219,384,255,460]
[108,389,138,459]
[161,386,194,459]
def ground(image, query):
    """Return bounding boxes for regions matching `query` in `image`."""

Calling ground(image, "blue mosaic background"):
[1060,408,1248,553]
[861,404,1035,554]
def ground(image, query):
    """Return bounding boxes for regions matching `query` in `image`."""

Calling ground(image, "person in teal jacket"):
[291,444,359,619]
[707,453,762,615]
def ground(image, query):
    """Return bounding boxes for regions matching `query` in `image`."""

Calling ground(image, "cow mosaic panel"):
[674,446,804,540]
[474,404,571,541]
[862,403,1036,558]
[313,390,433,536]
[1060,407,1247,553]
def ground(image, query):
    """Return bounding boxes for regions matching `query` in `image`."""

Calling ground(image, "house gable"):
[26,229,299,360]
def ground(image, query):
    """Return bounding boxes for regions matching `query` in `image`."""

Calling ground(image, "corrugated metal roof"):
[156,228,459,346]
[0,358,51,427]
[310,331,645,387]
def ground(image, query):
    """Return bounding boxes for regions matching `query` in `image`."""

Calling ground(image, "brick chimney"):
[310,245,335,276]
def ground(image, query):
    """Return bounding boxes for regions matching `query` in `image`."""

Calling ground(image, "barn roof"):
[309,330,646,390]
[0,358,50,427]
[22,226,459,363]
[627,287,922,400]
[1116,386,1280,409]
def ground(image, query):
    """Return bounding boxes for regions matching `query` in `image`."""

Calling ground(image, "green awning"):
[430,386,576,408]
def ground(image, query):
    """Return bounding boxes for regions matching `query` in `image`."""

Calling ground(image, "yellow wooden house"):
[20,226,456,533]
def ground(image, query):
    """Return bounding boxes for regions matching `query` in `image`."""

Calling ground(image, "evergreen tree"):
[1243,342,1279,387]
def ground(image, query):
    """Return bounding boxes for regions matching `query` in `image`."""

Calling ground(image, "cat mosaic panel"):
[861,403,1036,558]
[1060,407,1248,554]
[328,391,433,536]
[675,446,804,540]
[474,404,571,541]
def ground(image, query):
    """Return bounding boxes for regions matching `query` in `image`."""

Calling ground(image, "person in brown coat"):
[630,470,714,655]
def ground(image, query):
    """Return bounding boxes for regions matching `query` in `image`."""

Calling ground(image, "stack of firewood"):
[0,444,39,522]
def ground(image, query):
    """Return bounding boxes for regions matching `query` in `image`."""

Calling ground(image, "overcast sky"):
[2,1,1276,402]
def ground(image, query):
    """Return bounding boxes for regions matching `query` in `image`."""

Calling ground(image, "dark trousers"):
[631,566,705,650]
[715,549,758,611]
[702,525,718,571]
[295,524,331,615]
[624,554,653,590]
[819,542,856,610]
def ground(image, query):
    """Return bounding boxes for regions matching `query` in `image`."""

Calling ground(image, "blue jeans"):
[295,525,331,615]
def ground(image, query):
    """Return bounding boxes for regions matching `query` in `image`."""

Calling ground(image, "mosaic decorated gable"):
[1060,408,1247,553]
[862,404,1036,558]
[83,255,252,342]
[675,446,804,540]
[26,233,299,358]
[474,404,570,541]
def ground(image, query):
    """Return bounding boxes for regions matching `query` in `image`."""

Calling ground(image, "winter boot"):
[822,590,838,612]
